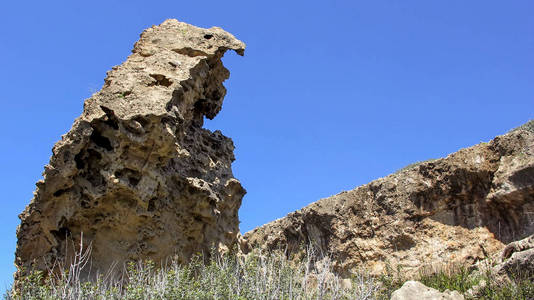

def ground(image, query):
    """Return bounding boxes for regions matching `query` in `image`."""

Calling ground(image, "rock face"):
[244,122,534,277]
[16,20,246,281]
[390,281,464,300]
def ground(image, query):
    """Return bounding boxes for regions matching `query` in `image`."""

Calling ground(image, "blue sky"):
[1,0,533,289]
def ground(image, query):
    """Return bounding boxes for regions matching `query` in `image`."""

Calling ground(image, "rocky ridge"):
[16,19,245,282]
[244,122,534,277]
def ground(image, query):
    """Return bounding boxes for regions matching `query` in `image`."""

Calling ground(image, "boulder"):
[390,281,464,300]
[15,19,246,282]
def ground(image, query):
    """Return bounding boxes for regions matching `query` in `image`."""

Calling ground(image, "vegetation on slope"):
[510,119,534,134]
[378,262,534,300]
[6,243,533,300]
[6,245,378,300]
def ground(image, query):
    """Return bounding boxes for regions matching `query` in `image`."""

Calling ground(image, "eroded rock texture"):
[466,233,534,297]
[16,19,246,281]
[244,123,534,277]
[494,233,534,281]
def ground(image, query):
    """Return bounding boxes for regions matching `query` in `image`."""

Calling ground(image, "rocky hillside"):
[15,20,245,283]
[244,122,534,277]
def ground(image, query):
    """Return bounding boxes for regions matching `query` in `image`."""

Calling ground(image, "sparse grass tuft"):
[394,158,437,174]
[509,119,534,134]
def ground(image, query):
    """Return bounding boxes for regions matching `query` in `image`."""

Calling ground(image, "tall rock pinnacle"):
[15,19,246,281]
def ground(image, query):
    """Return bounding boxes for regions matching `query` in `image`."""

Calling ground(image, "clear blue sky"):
[1,0,533,289]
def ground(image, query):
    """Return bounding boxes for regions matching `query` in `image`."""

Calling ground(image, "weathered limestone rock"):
[466,233,534,297]
[492,233,534,282]
[390,281,464,300]
[16,19,246,281]
[501,233,534,262]
[244,122,534,277]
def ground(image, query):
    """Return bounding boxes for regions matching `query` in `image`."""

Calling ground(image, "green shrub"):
[418,267,477,294]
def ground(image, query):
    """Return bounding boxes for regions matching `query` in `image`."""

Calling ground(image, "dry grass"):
[6,240,533,299]
[7,244,378,300]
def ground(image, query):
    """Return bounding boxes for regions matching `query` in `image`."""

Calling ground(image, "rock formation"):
[244,122,534,277]
[466,233,534,297]
[487,233,534,282]
[15,19,246,281]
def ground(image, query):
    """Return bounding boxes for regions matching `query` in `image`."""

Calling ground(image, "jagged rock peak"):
[83,18,245,124]
[15,19,246,283]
